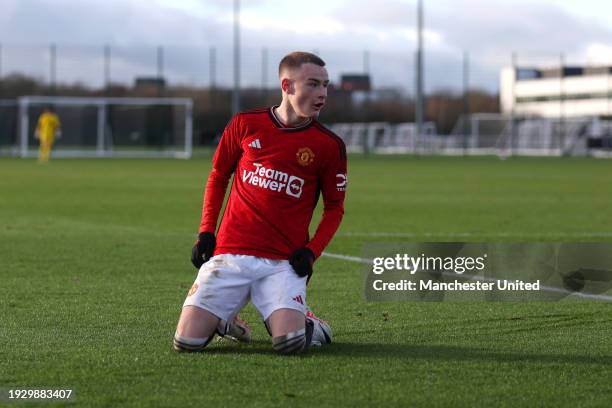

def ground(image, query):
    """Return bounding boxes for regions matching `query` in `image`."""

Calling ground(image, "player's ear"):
[281,78,293,94]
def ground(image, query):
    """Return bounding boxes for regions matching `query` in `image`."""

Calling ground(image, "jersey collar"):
[268,106,314,132]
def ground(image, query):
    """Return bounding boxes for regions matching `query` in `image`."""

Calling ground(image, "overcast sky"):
[1,0,611,92]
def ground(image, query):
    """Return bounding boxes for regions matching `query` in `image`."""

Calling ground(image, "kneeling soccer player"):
[174,51,346,354]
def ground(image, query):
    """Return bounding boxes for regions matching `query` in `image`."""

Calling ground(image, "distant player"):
[35,106,61,162]
[174,51,347,354]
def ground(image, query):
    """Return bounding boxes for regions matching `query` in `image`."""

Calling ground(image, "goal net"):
[4,96,193,158]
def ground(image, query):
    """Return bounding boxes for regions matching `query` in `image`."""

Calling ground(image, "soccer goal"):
[10,96,193,159]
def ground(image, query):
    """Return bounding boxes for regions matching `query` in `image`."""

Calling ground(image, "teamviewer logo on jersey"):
[286,176,304,198]
[242,163,304,198]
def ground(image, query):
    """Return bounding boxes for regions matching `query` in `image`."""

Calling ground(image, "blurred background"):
[1,0,611,157]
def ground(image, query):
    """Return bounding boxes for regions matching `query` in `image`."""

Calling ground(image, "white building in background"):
[500,66,612,118]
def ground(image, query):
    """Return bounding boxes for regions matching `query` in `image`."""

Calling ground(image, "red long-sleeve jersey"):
[199,107,347,260]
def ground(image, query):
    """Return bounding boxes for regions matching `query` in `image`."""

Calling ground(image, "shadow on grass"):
[201,341,611,365]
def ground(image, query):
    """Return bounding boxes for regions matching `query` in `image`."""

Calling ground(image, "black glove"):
[289,247,315,278]
[191,232,216,269]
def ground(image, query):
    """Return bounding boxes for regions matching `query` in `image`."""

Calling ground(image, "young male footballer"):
[174,51,347,354]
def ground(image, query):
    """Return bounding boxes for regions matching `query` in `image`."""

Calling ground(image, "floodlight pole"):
[210,46,217,112]
[210,47,217,91]
[157,45,164,96]
[462,50,470,154]
[232,0,241,115]
[364,49,371,106]
[510,52,517,157]
[104,45,111,94]
[262,47,268,97]
[606,63,612,118]
[0,42,3,94]
[560,52,566,152]
[415,0,424,143]
[157,46,164,79]
[50,43,57,95]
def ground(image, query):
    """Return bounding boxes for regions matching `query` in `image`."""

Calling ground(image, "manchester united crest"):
[188,282,199,297]
[296,147,315,166]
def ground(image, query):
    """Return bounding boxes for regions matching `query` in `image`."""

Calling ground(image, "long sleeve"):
[198,115,243,234]
[306,141,347,258]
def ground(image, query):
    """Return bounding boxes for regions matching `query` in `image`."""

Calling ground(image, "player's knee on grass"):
[174,305,220,352]
[173,333,212,352]
[272,319,314,355]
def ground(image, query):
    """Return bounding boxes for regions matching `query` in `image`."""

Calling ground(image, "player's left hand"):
[289,247,315,278]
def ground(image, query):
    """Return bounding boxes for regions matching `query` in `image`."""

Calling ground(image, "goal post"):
[15,96,193,159]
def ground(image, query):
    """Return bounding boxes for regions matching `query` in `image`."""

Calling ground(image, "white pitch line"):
[322,252,372,264]
[337,231,612,238]
[321,251,612,302]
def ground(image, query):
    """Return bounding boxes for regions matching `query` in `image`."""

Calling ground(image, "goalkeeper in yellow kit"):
[35,106,61,162]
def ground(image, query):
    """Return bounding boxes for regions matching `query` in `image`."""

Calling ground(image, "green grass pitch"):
[1,155,611,407]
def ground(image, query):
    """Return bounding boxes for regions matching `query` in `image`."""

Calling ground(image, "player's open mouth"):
[313,103,324,110]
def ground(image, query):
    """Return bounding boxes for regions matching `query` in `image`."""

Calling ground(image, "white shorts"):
[183,254,307,323]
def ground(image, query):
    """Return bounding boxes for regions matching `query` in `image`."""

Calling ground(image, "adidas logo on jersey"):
[248,139,262,149]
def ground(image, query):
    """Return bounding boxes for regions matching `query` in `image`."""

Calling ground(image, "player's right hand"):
[289,247,315,278]
[191,232,216,269]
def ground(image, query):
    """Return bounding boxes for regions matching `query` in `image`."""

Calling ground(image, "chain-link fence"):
[0,42,505,93]
[1,43,610,157]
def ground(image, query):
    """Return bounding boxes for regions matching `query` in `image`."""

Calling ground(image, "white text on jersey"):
[242,163,304,198]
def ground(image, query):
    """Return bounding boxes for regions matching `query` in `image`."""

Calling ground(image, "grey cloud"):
[2,0,610,93]
[331,0,414,29]
[430,0,612,56]
[0,0,230,46]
